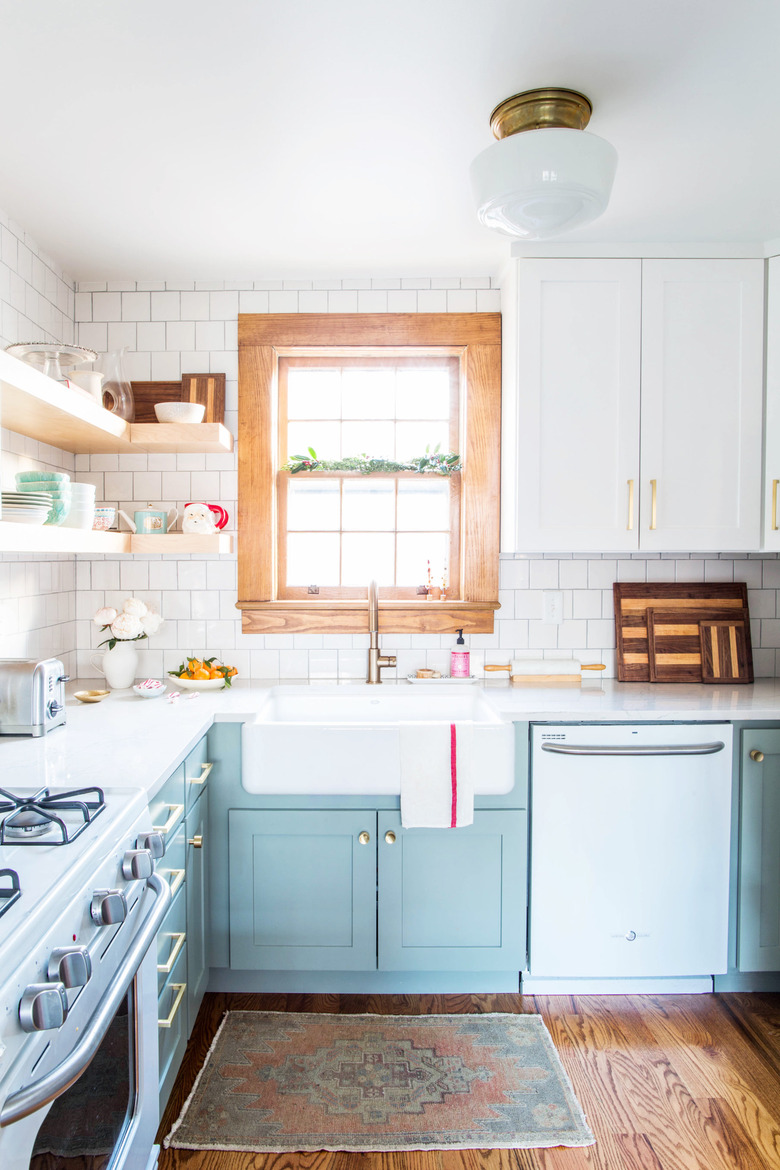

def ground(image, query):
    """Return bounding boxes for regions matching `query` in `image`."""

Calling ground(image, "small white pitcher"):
[90,642,139,689]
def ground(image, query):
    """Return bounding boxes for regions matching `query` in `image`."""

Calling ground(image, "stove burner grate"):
[0,786,106,846]
[0,868,21,917]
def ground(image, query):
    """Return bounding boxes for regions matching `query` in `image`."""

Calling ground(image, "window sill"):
[238,600,499,634]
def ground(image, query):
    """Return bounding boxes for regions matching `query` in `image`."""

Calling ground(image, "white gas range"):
[0,781,171,1170]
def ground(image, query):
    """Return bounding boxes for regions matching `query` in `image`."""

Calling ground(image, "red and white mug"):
[186,502,229,529]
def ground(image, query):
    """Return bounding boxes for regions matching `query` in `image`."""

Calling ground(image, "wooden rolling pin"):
[485,660,606,685]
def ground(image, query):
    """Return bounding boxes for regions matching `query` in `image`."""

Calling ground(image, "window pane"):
[397,480,450,530]
[287,368,341,419]
[287,533,340,586]
[342,534,394,585]
[397,532,449,587]
[286,420,341,461]
[395,368,451,419]
[287,479,340,531]
[395,421,450,461]
[341,421,395,458]
[342,369,395,419]
[342,479,395,530]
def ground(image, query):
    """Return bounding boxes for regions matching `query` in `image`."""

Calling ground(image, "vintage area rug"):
[165,1011,594,1152]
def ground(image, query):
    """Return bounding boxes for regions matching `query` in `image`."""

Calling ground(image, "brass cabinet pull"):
[627,479,635,531]
[358,831,370,845]
[188,834,203,849]
[158,983,186,1029]
[750,749,765,762]
[164,868,185,897]
[773,481,779,531]
[384,831,396,845]
[157,931,186,975]
[190,762,213,786]
[650,479,657,530]
[152,804,184,838]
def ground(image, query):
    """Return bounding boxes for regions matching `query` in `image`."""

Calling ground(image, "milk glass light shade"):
[470,89,617,240]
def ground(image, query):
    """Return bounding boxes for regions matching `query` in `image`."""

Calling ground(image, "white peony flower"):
[140,610,163,636]
[110,612,144,640]
[93,606,118,627]
[122,597,148,618]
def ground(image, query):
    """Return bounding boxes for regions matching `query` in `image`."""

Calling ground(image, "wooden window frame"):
[237,313,501,634]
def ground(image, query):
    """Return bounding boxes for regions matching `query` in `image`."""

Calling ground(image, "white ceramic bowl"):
[154,401,206,424]
[133,680,167,699]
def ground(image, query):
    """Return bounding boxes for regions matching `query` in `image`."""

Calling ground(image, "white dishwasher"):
[528,723,733,987]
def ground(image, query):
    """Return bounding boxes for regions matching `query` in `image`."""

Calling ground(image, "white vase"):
[90,642,139,690]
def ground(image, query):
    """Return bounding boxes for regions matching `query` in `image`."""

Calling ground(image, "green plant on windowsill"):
[283,445,461,476]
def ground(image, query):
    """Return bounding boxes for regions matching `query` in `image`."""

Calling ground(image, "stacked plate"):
[15,472,71,524]
[1,490,53,525]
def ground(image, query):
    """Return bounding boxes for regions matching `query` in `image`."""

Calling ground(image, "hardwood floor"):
[158,993,780,1170]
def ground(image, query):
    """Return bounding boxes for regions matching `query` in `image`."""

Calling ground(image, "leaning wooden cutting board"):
[613,582,750,682]
[647,607,752,683]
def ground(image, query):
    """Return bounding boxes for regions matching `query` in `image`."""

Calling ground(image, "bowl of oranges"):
[168,656,238,690]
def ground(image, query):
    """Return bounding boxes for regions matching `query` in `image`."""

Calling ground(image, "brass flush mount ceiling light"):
[469,87,617,240]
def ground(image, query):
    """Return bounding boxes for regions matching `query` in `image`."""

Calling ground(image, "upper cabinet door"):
[763,256,780,550]
[503,259,641,553]
[640,259,764,551]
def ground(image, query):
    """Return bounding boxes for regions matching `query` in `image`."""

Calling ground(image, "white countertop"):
[4,677,780,799]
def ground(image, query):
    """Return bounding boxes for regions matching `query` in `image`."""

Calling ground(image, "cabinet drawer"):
[158,943,188,1109]
[157,887,187,996]
[158,822,186,898]
[184,735,211,812]
[149,765,185,844]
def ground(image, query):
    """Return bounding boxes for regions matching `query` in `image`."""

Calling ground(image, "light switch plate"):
[543,590,564,625]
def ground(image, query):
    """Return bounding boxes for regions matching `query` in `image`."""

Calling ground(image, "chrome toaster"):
[0,658,69,736]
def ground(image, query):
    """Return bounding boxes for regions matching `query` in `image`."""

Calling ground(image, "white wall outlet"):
[543,590,564,625]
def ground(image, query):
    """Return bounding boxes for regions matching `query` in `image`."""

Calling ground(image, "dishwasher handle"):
[540,740,725,757]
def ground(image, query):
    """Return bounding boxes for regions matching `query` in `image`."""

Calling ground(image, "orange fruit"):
[192,667,210,680]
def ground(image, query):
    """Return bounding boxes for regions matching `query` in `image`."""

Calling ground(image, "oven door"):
[0,874,170,1170]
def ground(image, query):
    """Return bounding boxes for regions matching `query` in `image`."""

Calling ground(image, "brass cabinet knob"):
[750,749,765,763]
[385,831,396,845]
[188,834,203,848]
[358,831,370,845]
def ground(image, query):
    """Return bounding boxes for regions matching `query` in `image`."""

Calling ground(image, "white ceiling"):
[1,0,778,280]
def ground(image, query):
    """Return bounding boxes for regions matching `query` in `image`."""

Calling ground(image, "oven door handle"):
[0,871,171,1127]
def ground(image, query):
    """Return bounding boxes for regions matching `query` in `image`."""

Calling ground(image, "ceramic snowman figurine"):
[182,502,218,534]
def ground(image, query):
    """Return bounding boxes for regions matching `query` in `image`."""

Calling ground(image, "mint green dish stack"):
[15,471,72,524]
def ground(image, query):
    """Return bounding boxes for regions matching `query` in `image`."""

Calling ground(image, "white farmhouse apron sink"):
[241,684,515,795]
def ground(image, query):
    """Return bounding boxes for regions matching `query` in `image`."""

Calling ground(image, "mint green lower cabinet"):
[739,730,780,971]
[378,811,527,971]
[186,788,209,1029]
[228,809,377,970]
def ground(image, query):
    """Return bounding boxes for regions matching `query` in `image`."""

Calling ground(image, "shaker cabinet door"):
[503,258,641,553]
[639,259,764,551]
[228,809,377,970]
[186,788,209,1030]
[738,730,780,972]
[377,810,527,971]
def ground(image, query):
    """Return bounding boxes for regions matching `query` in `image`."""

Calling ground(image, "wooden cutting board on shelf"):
[129,381,182,423]
[614,582,750,682]
[181,373,225,424]
[647,606,752,683]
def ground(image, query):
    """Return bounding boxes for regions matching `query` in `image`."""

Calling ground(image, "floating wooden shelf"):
[0,523,233,556]
[0,351,233,455]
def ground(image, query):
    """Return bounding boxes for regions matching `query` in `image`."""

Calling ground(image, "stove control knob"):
[47,946,92,989]
[90,889,127,926]
[122,848,153,881]
[136,832,165,860]
[19,982,68,1032]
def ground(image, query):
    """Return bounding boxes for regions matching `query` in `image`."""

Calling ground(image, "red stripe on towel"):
[450,723,457,828]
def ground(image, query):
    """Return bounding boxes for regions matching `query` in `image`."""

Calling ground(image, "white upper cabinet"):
[639,259,764,552]
[503,256,765,553]
[502,259,641,552]
[763,256,780,550]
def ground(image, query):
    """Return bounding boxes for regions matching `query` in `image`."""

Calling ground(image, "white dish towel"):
[399,722,474,829]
